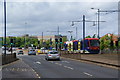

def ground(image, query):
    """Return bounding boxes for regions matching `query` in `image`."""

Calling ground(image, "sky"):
[0,0,119,40]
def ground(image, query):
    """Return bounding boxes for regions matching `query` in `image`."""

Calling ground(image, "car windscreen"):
[49,52,58,54]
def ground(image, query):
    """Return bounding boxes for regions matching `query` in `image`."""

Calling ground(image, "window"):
[49,52,58,54]
[90,40,100,47]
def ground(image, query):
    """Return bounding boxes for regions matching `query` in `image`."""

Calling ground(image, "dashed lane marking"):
[21,58,41,78]
[35,61,41,65]
[32,69,41,78]
[55,63,62,66]
[83,72,93,77]
[62,61,70,63]
[49,61,53,63]
[64,66,74,70]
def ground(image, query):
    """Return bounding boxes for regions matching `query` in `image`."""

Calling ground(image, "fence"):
[60,51,81,60]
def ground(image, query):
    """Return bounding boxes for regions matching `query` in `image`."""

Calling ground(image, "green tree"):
[86,35,91,38]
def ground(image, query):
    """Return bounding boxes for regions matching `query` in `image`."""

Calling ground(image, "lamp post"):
[91,8,100,38]
[71,26,77,40]
[24,22,27,49]
[68,30,73,41]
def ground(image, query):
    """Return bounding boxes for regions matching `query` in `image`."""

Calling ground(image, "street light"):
[68,30,73,41]
[24,22,27,49]
[71,25,78,40]
[91,8,119,38]
[91,8,100,38]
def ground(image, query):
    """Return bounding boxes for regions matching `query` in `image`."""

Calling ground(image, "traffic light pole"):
[4,0,6,55]
[83,15,85,54]
[11,44,13,54]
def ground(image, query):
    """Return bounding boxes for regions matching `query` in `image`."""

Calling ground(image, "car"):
[17,50,24,55]
[45,51,60,61]
[28,49,36,55]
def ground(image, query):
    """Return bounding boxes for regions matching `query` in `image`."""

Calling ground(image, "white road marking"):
[62,61,70,63]
[64,66,74,70]
[83,72,93,76]
[36,61,41,64]
[55,63,62,66]
[67,67,74,70]
[49,61,53,63]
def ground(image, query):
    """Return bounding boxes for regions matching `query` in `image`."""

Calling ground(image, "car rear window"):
[30,50,35,51]
[19,51,23,52]
[49,52,58,54]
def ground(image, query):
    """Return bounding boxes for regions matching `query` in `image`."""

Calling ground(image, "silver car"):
[45,51,60,60]
[28,49,36,55]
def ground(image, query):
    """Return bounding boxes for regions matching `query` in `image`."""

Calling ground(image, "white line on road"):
[62,61,70,63]
[55,63,62,66]
[35,61,41,64]
[83,72,93,77]
[64,66,74,70]
[49,61,53,63]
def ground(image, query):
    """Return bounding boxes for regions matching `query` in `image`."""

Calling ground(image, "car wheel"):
[46,58,49,61]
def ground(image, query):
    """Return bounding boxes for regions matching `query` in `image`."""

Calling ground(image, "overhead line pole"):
[83,15,85,53]
[91,8,120,38]
[71,15,105,53]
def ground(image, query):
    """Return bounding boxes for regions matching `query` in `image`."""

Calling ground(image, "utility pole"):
[76,27,77,40]
[58,26,59,36]
[24,22,27,49]
[42,32,43,53]
[98,9,100,38]
[4,0,7,58]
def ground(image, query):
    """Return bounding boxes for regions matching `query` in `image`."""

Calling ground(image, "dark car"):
[17,50,24,55]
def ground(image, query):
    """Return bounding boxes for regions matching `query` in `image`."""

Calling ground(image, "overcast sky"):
[0,0,119,40]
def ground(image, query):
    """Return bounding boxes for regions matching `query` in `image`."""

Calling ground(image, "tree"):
[86,36,91,38]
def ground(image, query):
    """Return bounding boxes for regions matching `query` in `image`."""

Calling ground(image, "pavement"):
[2,59,39,78]
[80,53,119,67]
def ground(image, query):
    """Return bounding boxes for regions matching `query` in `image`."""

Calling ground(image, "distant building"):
[37,35,67,41]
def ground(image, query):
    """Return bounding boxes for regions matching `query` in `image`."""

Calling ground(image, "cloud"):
[0,1,119,40]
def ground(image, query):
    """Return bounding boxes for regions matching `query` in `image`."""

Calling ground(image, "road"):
[7,54,118,78]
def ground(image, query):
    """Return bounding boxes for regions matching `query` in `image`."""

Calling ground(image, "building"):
[37,35,67,41]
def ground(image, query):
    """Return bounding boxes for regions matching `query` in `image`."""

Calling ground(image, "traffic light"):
[50,38,52,44]
[10,38,14,45]
[38,40,40,44]
[55,38,58,44]
[115,41,118,47]
[110,41,113,47]
[60,38,62,44]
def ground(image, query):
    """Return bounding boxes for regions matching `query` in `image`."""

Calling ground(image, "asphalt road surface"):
[13,54,119,78]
